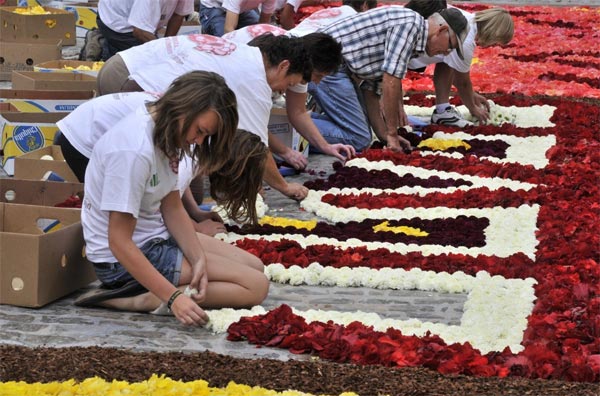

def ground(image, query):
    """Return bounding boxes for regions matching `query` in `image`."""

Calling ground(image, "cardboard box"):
[63,2,98,38]
[0,40,62,81]
[0,0,19,6]
[0,6,76,45]
[0,203,96,308]
[14,145,79,182]
[34,59,102,77]
[0,178,83,206]
[268,107,309,161]
[0,88,95,112]
[0,111,66,175]
[11,70,97,91]
[0,102,18,112]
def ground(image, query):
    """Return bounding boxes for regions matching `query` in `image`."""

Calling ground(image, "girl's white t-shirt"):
[202,0,276,14]
[290,5,357,37]
[99,0,194,34]
[57,91,159,158]
[82,107,178,263]
[120,34,271,145]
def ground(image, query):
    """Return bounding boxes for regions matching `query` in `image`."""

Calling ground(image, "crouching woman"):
[76,71,269,326]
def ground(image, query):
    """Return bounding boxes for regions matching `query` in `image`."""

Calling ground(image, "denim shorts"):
[92,237,183,289]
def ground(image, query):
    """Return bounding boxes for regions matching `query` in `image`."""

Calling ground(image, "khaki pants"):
[96,54,143,96]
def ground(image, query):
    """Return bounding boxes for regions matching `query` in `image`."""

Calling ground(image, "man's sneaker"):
[431,106,473,128]
[79,28,104,61]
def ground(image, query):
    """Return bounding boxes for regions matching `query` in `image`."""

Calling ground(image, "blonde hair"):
[475,7,514,47]
[151,71,238,175]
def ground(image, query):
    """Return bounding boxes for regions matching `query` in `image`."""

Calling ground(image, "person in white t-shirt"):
[54,91,229,236]
[407,6,514,127]
[96,33,314,201]
[96,0,194,59]
[223,26,352,169]
[200,0,276,37]
[75,71,269,326]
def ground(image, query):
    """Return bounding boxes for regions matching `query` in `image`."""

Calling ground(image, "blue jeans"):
[200,7,259,37]
[308,69,372,152]
[93,237,183,289]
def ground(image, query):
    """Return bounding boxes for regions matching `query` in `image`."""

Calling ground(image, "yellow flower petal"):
[372,221,429,237]
[417,138,471,151]
[259,216,317,231]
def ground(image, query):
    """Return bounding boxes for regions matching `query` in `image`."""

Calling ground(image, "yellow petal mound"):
[372,221,429,237]
[259,216,317,231]
[417,138,471,151]
[0,375,359,396]
[13,5,51,15]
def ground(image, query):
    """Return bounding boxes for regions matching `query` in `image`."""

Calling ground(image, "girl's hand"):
[171,293,209,326]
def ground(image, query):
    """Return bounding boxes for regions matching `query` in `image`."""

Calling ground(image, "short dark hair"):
[248,33,312,83]
[301,32,342,74]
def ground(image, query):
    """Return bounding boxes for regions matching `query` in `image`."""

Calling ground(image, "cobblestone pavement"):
[0,154,467,360]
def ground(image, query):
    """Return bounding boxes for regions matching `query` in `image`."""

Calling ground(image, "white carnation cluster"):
[423,131,556,169]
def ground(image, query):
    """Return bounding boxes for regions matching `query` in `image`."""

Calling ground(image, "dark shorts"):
[92,237,183,290]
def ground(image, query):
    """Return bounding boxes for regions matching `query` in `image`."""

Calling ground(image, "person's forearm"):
[286,91,330,151]
[161,192,204,265]
[224,11,239,34]
[279,5,296,29]
[262,151,289,193]
[132,27,158,42]
[258,12,272,24]
[164,14,185,37]
[381,74,403,137]
[182,188,203,222]
[454,72,477,111]
[268,131,290,157]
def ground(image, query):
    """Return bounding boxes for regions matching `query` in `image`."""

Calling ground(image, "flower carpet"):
[1,2,599,396]
[205,3,600,386]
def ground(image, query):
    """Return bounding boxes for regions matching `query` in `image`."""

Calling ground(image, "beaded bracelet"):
[167,289,183,311]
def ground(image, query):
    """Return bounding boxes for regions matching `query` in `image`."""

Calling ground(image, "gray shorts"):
[92,237,183,290]
[96,54,143,96]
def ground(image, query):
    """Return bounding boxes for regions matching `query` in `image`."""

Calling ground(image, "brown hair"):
[476,7,514,47]
[209,130,267,224]
[151,71,238,174]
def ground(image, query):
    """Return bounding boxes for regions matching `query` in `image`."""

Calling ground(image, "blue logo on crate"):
[13,125,44,153]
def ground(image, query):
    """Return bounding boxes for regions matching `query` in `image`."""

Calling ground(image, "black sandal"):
[74,280,146,307]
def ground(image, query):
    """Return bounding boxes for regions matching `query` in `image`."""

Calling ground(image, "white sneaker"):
[431,106,473,128]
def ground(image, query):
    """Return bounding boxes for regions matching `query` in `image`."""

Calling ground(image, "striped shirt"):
[321,6,428,81]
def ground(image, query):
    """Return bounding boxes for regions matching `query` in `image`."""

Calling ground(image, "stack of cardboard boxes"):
[0,1,97,308]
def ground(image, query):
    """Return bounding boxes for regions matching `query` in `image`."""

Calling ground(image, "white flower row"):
[404,101,557,128]
[420,132,556,169]
[206,265,537,354]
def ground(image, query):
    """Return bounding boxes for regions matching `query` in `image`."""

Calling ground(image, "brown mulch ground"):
[1,346,598,395]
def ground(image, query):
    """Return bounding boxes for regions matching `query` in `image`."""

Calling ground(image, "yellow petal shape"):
[417,138,471,151]
[259,215,317,231]
[372,221,429,237]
